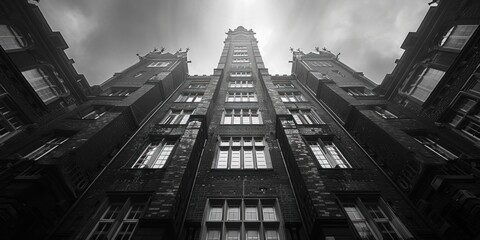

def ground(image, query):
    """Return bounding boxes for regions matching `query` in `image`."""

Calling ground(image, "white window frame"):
[413,136,457,160]
[344,87,376,97]
[440,25,478,50]
[401,67,445,102]
[226,92,257,102]
[161,109,192,125]
[132,140,176,168]
[343,197,413,240]
[374,106,397,119]
[230,71,251,77]
[228,80,254,88]
[288,109,324,125]
[222,109,262,125]
[215,137,269,169]
[22,68,66,103]
[0,25,29,51]
[233,58,250,63]
[308,140,352,168]
[0,95,24,140]
[310,61,333,67]
[147,61,169,67]
[24,136,70,160]
[278,92,306,102]
[175,93,203,102]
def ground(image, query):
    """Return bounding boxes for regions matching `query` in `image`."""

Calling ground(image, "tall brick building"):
[1,1,480,240]
[48,26,437,240]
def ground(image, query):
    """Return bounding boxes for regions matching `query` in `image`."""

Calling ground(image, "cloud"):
[39,0,431,85]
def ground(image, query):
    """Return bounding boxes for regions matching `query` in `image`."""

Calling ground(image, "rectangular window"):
[175,93,203,102]
[0,25,28,51]
[342,197,412,240]
[101,87,137,97]
[343,87,376,97]
[447,93,480,141]
[308,140,351,168]
[230,71,251,77]
[226,92,257,102]
[441,25,478,50]
[147,61,169,67]
[279,92,306,102]
[80,106,109,120]
[273,82,294,88]
[288,109,324,125]
[374,106,397,119]
[0,96,24,140]
[402,68,445,102]
[22,68,66,103]
[233,52,248,57]
[310,61,333,67]
[86,197,147,240]
[229,80,254,88]
[215,137,269,169]
[203,199,281,240]
[222,109,262,125]
[132,140,175,168]
[413,136,458,160]
[161,109,192,125]
[188,83,207,89]
[24,136,70,160]
[233,58,250,63]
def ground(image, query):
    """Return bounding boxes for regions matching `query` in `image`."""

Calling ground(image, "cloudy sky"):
[38,0,431,85]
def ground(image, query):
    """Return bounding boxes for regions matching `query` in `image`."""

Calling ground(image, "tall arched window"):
[0,25,29,51]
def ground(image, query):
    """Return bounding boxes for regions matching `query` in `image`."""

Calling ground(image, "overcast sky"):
[38,0,431,85]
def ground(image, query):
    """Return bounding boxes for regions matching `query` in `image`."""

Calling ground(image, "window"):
[374,106,397,119]
[234,49,248,53]
[147,61,169,67]
[278,92,306,102]
[0,25,29,51]
[343,87,376,97]
[0,96,24,140]
[401,67,445,102]
[273,82,294,88]
[24,136,70,160]
[215,137,269,169]
[310,61,333,67]
[288,109,324,125]
[222,109,262,124]
[86,196,147,240]
[233,52,248,56]
[342,197,412,240]
[161,109,192,125]
[132,139,176,168]
[175,93,203,102]
[440,25,478,50]
[447,76,480,141]
[203,199,281,240]
[233,58,250,63]
[230,71,251,77]
[332,70,345,77]
[80,106,109,120]
[234,46,248,50]
[226,92,257,102]
[229,80,253,88]
[188,83,207,89]
[413,136,458,160]
[307,139,351,168]
[22,68,67,103]
[101,87,136,97]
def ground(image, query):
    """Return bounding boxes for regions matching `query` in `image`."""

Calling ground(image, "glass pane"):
[209,207,223,221]
[245,207,258,220]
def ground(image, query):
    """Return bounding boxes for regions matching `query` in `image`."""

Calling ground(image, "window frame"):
[175,92,203,102]
[373,106,398,119]
[339,196,413,240]
[221,109,263,125]
[440,25,478,50]
[22,67,68,103]
[147,61,170,67]
[225,92,258,102]
[84,194,149,240]
[306,138,352,169]
[203,199,282,240]
[131,139,177,169]
[24,136,70,161]
[400,66,445,103]
[0,24,30,51]
[0,92,25,141]
[288,109,324,125]
[412,135,458,161]
[278,92,307,103]
[213,136,271,170]
[160,109,193,125]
